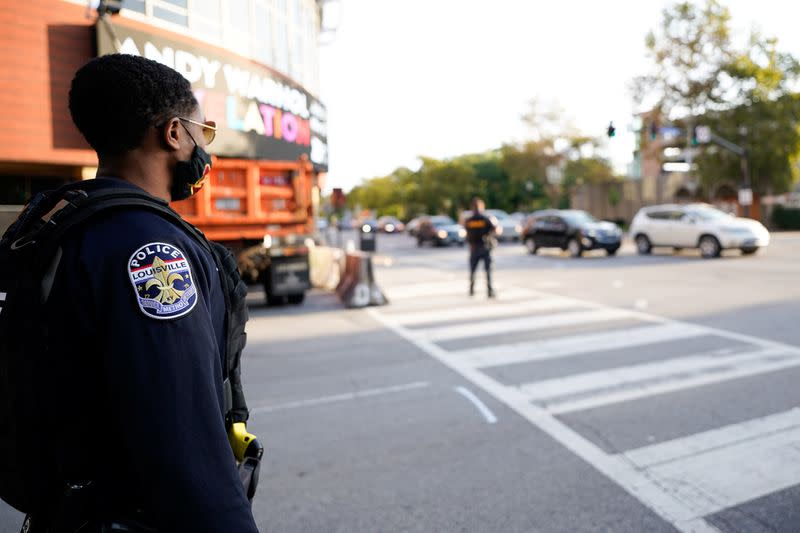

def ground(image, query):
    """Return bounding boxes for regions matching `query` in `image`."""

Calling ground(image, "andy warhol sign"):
[97,21,328,170]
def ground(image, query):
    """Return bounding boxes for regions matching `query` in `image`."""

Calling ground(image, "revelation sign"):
[97,22,328,171]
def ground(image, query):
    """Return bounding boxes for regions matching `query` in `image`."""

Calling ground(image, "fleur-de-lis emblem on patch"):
[145,256,185,304]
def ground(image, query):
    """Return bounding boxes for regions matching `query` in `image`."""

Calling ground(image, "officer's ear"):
[161,117,183,152]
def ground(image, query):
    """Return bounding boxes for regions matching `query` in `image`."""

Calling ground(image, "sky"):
[317,0,800,193]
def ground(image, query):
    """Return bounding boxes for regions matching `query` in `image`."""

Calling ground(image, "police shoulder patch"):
[128,242,198,320]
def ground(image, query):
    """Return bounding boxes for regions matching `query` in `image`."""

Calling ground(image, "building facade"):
[0,0,328,227]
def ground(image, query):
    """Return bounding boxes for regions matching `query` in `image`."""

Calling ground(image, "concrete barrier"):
[335,251,388,308]
[309,245,343,290]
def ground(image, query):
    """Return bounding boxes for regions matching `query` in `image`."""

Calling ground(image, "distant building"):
[0,0,329,228]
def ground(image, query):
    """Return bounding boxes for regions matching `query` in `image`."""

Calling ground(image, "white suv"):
[630,203,770,258]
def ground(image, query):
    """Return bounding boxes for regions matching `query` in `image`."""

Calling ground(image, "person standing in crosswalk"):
[464,197,497,298]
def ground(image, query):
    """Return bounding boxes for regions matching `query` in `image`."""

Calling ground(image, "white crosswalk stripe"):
[619,408,800,517]
[371,278,800,531]
[454,322,706,368]
[541,349,799,414]
[413,308,633,343]
[388,296,576,327]
[521,346,789,408]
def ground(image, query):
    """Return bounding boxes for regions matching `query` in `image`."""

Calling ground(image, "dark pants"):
[469,247,492,293]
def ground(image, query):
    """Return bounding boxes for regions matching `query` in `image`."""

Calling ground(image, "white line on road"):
[521,346,782,404]
[251,381,431,414]
[454,322,706,369]
[454,386,498,424]
[544,348,798,415]
[383,280,480,300]
[368,307,722,533]
[389,297,576,327]
[413,308,634,343]
[622,407,800,468]
[631,422,800,518]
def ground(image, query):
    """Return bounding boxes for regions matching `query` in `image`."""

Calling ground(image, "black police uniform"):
[39,178,259,532]
[465,212,496,296]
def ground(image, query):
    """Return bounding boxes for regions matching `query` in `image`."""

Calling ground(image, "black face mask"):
[171,128,213,202]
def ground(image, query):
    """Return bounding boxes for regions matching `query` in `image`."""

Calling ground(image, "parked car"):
[359,218,379,232]
[377,216,405,233]
[630,203,770,258]
[522,209,622,257]
[485,209,522,242]
[417,215,467,247]
[406,215,428,237]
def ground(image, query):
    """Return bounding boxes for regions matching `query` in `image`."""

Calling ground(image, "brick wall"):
[0,1,96,167]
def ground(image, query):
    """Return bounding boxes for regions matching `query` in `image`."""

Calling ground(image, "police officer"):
[24,55,260,532]
[465,197,496,298]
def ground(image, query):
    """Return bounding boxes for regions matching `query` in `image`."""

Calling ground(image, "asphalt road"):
[2,231,799,532]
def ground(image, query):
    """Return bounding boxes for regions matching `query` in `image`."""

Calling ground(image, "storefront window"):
[191,0,222,42]
[228,0,250,31]
[253,2,273,66]
[120,0,145,14]
[153,6,188,26]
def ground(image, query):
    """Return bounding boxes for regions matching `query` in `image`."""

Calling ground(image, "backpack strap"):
[16,187,249,424]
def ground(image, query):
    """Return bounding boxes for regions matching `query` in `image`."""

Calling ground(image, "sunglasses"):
[178,117,217,145]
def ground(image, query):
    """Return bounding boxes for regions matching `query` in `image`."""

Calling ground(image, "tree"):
[634,1,800,195]
[632,0,733,118]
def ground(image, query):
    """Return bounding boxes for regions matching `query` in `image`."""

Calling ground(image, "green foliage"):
[635,0,800,195]
[633,0,733,115]
[695,94,800,194]
[772,205,800,230]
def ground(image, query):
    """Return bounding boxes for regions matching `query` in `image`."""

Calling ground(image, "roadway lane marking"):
[384,280,482,300]
[454,386,498,424]
[622,407,800,468]
[521,346,781,405]
[380,287,538,314]
[454,322,706,369]
[368,307,722,533]
[544,348,798,415]
[625,423,800,518]
[389,297,576,326]
[413,308,633,343]
[250,381,430,414]
[384,280,538,301]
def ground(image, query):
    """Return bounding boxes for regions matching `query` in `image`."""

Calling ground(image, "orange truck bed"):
[172,157,316,304]
[171,157,314,242]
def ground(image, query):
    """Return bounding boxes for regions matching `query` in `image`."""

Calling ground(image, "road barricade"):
[309,245,343,291]
[335,251,388,308]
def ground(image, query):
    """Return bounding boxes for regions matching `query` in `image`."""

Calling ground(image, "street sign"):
[546,165,563,185]
[660,127,683,140]
[695,126,712,144]
[738,188,753,206]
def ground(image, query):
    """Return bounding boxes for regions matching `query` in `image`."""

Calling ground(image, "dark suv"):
[522,210,622,257]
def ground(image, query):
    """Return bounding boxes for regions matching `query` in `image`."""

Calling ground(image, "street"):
[3,233,800,532]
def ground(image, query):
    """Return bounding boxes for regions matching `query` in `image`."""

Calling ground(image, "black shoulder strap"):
[52,189,213,254]
[21,186,249,422]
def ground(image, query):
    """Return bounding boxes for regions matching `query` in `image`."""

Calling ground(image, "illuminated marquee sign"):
[97,22,328,171]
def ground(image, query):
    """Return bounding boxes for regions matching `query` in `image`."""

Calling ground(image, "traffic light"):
[690,126,698,146]
[649,121,658,140]
[606,122,616,138]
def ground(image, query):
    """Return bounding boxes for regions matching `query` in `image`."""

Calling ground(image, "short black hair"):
[69,54,198,157]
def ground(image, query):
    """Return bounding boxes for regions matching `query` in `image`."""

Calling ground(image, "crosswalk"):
[370,280,800,533]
